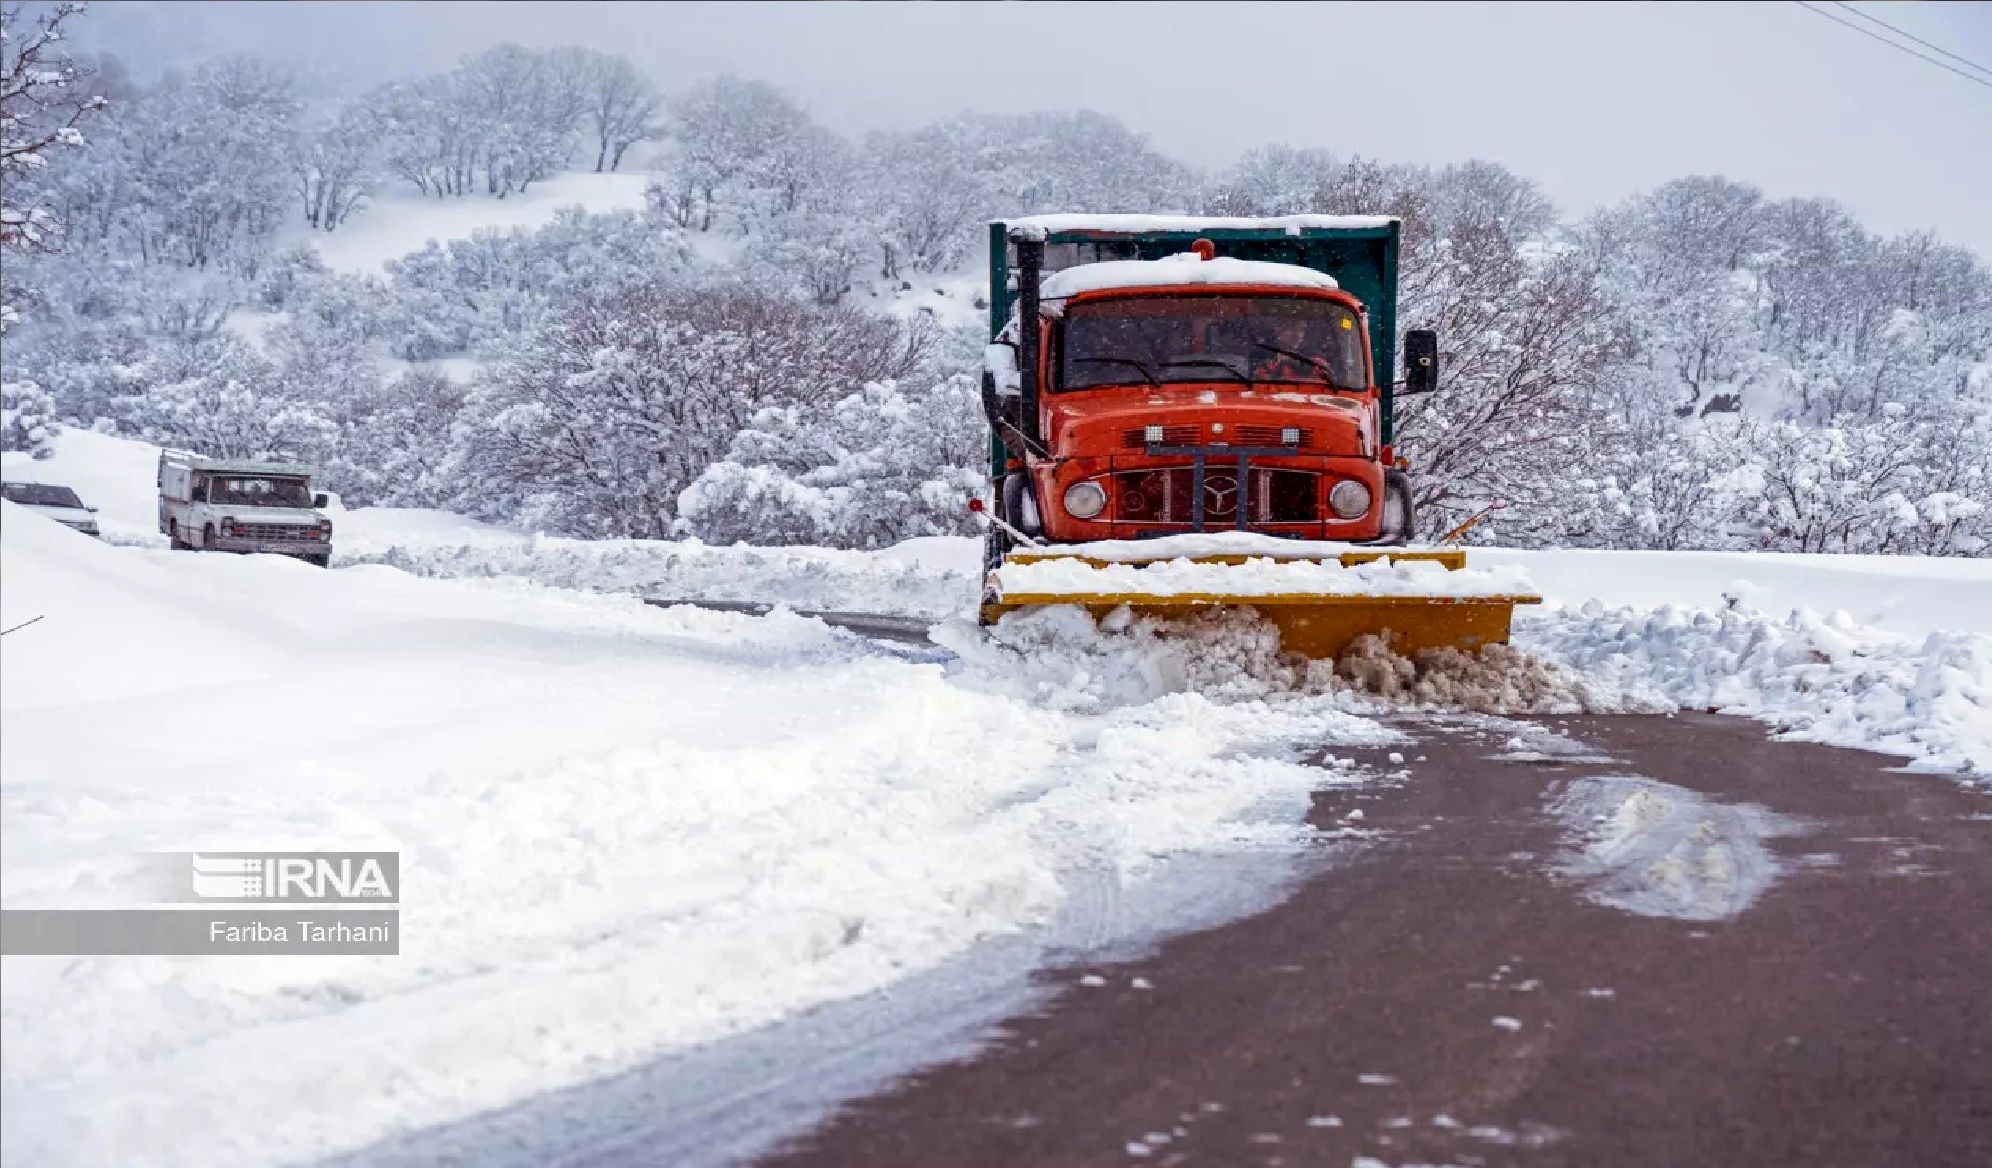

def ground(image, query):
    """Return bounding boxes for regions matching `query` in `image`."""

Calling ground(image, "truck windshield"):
[207,477,313,507]
[1059,295,1366,392]
[2,482,83,508]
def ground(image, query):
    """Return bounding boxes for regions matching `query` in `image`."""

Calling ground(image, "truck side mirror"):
[1402,329,1439,395]
[312,493,329,509]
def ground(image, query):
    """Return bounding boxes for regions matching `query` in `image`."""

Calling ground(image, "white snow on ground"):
[352,535,975,620]
[331,504,529,551]
[2,427,166,546]
[291,172,653,274]
[1516,603,1992,778]
[0,503,1395,1168]
[1547,776,1799,921]
[1480,546,1990,642]
[993,553,1537,599]
[13,428,1989,777]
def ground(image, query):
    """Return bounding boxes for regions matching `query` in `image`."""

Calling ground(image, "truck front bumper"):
[214,538,332,559]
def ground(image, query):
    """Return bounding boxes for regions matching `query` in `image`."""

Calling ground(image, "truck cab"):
[157,449,335,566]
[983,216,1436,560]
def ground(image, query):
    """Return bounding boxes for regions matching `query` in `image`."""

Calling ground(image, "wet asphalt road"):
[756,713,1992,1168]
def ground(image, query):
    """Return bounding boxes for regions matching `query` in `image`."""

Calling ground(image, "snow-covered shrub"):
[677,373,984,548]
[451,279,936,538]
[0,379,57,458]
[376,206,690,359]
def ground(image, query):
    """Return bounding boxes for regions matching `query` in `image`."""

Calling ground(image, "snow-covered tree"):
[451,279,936,536]
[575,50,660,172]
[678,373,985,547]
[661,75,814,232]
[1201,145,1342,216]
[0,378,56,457]
[293,101,380,231]
[1,0,106,323]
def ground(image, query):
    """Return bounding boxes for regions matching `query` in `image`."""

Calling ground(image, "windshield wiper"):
[1072,356,1160,387]
[1163,355,1251,380]
[1251,343,1352,389]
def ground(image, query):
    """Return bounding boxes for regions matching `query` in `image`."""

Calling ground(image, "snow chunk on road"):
[1548,776,1799,921]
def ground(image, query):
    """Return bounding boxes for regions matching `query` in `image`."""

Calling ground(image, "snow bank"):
[993,554,1536,599]
[1547,775,1797,921]
[330,505,530,551]
[1518,603,1992,777]
[348,535,977,619]
[1007,213,1396,239]
[1481,545,1992,640]
[1040,253,1339,306]
[1,426,164,545]
[1,504,1393,1168]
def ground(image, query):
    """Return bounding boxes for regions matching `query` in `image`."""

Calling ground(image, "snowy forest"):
[3,3,1987,555]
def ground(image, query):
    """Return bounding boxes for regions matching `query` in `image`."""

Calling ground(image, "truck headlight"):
[1328,480,1372,519]
[1062,481,1108,519]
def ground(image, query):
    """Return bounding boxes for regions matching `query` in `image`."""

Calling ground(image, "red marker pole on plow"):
[967,497,1043,548]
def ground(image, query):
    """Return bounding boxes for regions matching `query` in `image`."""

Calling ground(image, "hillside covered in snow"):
[2,24,1985,558]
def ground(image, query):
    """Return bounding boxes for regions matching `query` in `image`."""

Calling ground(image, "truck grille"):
[1235,425,1312,448]
[1113,468,1319,525]
[1121,425,1313,449]
[233,523,319,541]
[1121,426,1199,448]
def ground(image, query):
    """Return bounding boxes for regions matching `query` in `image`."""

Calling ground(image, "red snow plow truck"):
[975,214,1537,658]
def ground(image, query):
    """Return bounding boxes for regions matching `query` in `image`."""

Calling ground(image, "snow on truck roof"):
[1005,213,1397,240]
[160,450,313,476]
[1040,253,1340,306]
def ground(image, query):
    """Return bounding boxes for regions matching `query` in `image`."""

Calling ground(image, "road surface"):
[758,713,1992,1168]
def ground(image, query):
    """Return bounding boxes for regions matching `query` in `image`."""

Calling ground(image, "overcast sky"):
[80,0,1992,257]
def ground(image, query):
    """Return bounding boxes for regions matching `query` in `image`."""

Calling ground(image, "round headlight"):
[1328,479,1373,520]
[1062,481,1108,519]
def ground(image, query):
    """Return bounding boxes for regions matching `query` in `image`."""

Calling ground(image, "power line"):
[1792,0,1992,92]
[1828,1,1992,80]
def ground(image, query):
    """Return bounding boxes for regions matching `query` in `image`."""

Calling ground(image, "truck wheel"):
[1000,472,1043,538]
[308,553,331,568]
[168,520,190,550]
[202,524,218,551]
[1378,470,1415,545]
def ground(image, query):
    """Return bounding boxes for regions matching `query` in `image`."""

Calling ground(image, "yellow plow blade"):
[982,548,1539,659]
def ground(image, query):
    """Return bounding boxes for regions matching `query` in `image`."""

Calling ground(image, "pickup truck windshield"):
[2,482,83,508]
[207,476,313,507]
[1059,295,1366,392]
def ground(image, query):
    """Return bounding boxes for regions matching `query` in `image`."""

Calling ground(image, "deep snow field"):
[3,427,1988,1166]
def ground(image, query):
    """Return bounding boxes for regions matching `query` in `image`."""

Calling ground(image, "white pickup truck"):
[158,449,334,566]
